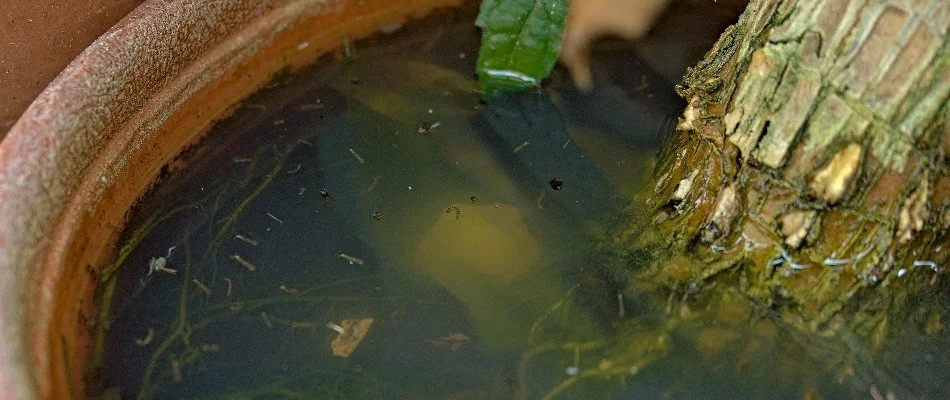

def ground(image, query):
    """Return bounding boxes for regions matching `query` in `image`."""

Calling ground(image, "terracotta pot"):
[0,0,145,135]
[0,0,458,398]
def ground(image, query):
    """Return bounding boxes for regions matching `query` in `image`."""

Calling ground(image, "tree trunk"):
[630,0,949,339]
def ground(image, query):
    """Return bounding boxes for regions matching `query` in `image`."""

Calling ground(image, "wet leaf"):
[475,0,569,98]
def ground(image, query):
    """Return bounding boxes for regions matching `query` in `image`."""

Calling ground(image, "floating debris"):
[261,312,274,329]
[427,333,469,351]
[224,277,233,298]
[148,246,177,276]
[265,212,284,225]
[279,284,299,294]
[787,262,810,270]
[634,75,649,91]
[135,328,155,347]
[297,139,314,147]
[617,291,625,317]
[537,191,546,209]
[170,359,182,383]
[320,188,336,201]
[342,35,354,60]
[234,234,258,246]
[326,322,346,334]
[348,148,365,164]
[417,120,441,134]
[823,256,850,267]
[286,164,302,174]
[272,119,285,126]
[853,244,875,261]
[329,318,374,358]
[192,279,211,296]
[444,206,461,220]
[298,103,324,111]
[513,140,530,153]
[565,366,580,376]
[292,321,317,330]
[869,385,895,400]
[367,175,382,192]
[549,178,563,190]
[379,22,403,34]
[200,343,219,352]
[372,211,384,222]
[230,254,258,271]
[913,260,940,272]
[779,247,810,270]
[338,252,365,265]
[232,157,253,163]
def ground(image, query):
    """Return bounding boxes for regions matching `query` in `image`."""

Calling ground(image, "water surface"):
[94,4,948,400]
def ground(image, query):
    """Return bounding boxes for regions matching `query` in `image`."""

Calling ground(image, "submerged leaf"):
[475,0,569,98]
[413,203,543,346]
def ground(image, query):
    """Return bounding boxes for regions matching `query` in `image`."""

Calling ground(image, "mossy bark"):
[627,0,949,339]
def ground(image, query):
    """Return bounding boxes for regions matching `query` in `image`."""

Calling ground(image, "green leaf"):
[475,0,569,99]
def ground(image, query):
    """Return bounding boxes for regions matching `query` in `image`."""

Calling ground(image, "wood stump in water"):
[623,0,949,340]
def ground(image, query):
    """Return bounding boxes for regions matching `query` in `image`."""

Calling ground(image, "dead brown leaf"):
[330,318,375,358]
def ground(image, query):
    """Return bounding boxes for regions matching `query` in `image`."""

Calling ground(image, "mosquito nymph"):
[444,206,461,220]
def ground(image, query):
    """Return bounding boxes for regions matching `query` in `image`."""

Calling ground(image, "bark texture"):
[633,0,949,338]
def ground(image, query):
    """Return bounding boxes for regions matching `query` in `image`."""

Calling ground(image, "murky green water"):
[93,4,948,400]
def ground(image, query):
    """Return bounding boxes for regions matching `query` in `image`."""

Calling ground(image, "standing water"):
[92,3,949,400]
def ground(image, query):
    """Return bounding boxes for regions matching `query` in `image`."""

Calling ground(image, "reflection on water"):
[92,4,948,400]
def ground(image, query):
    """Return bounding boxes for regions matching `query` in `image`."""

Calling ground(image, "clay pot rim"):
[0,0,457,397]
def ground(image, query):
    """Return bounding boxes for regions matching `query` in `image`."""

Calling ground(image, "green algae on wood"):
[640,0,950,343]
